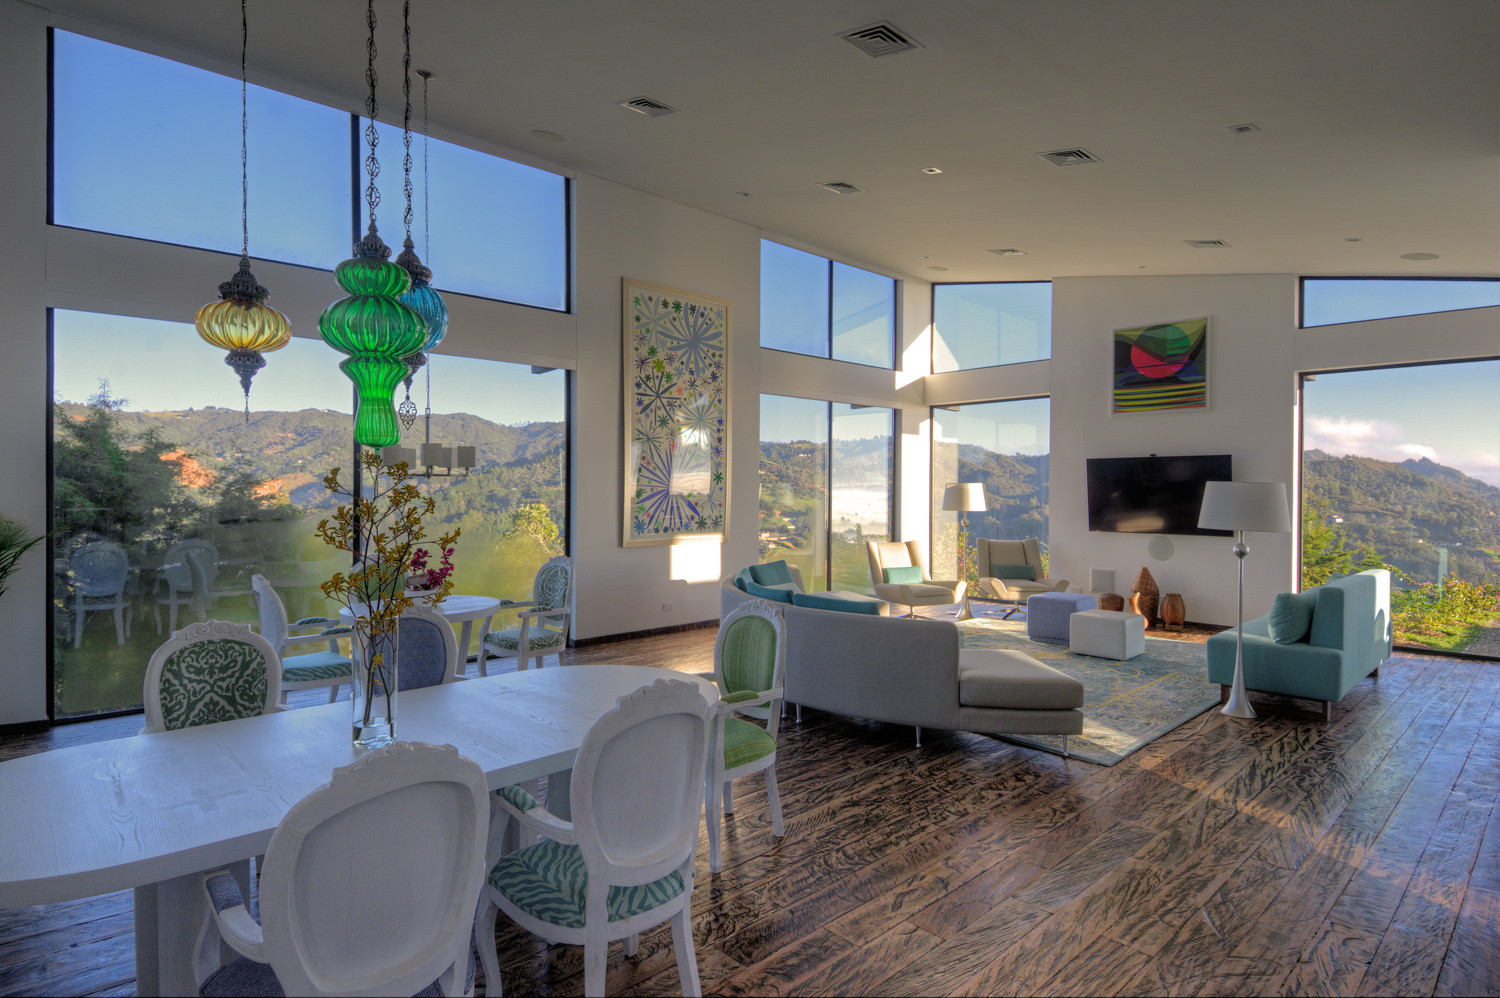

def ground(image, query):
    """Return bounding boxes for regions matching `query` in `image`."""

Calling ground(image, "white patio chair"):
[477,555,573,675]
[250,574,353,705]
[67,539,132,648]
[476,678,714,997]
[194,741,489,998]
[153,539,217,635]
[142,620,281,733]
[706,598,787,873]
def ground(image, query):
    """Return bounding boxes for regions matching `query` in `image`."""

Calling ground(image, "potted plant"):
[0,518,47,599]
[317,452,460,750]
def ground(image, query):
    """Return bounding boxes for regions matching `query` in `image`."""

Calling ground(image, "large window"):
[1300,359,1497,657]
[1301,278,1499,328]
[759,395,894,594]
[760,241,895,368]
[931,398,1051,588]
[52,30,569,312]
[51,310,568,719]
[932,282,1051,373]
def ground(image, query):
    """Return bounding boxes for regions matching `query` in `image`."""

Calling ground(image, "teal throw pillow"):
[791,591,881,615]
[1267,589,1318,644]
[990,562,1036,581]
[749,560,795,587]
[734,568,754,592]
[883,565,924,585]
[744,579,795,604]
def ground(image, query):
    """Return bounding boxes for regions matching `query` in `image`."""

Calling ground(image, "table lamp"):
[942,482,987,621]
[1197,481,1291,718]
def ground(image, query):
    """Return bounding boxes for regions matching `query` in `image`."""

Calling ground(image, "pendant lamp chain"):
[396,0,419,430]
[194,0,291,421]
[362,0,380,228]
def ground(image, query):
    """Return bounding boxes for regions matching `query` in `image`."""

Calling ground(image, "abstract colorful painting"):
[1112,317,1210,414]
[622,279,730,546]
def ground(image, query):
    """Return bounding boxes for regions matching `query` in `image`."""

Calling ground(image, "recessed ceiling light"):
[1400,252,1440,260]
[987,248,1026,257]
[529,130,564,143]
[1227,123,1260,134]
[926,266,949,271]
[921,167,943,175]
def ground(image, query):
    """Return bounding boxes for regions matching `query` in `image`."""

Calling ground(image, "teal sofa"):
[1207,569,1392,720]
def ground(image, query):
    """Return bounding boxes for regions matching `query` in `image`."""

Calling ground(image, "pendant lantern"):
[318,0,428,449]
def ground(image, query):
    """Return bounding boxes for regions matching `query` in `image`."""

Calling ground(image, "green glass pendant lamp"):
[318,0,428,449]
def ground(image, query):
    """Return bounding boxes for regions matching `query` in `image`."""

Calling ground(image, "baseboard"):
[0,718,50,737]
[570,619,719,648]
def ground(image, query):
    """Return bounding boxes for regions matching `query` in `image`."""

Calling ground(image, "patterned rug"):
[956,615,1219,766]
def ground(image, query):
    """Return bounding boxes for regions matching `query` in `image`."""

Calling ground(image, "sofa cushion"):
[883,565,924,585]
[1268,589,1318,644]
[791,591,882,615]
[990,562,1036,581]
[901,583,955,599]
[744,580,796,603]
[1309,585,1347,649]
[734,568,754,592]
[749,560,795,587]
[958,649,1084,710]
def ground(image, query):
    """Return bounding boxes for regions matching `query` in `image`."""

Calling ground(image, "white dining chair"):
[477,555,573,675]
[195,741,489,998]
[250,575,353,704]
[349,603,465,691]
[476,678,714,997]
[706,598,787,873]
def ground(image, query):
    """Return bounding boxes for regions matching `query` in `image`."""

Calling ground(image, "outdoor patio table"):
[340,593,504,671]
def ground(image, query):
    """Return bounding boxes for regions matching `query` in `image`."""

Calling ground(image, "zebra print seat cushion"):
[281,652,352,685]
[487,839,685,929]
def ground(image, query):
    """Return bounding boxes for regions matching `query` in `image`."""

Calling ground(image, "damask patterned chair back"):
[70,541,129,598]
[532,555,573,628]
[396,604,461,691]
[142,620,281,733]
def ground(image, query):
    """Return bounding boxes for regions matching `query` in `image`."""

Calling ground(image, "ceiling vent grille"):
[618,96,678,117]
[1038,148,1101,166]
[840,22,922,57]
[988,248,1027,257]
[1184,239,1231,248]
[819,181,865,194]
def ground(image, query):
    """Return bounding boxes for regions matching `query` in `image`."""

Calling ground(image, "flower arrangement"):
[408,543,456,592]
[317,451,460,745]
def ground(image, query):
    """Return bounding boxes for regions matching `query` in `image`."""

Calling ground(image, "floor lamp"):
[943,483,986,621]
[1197,481,1292,719]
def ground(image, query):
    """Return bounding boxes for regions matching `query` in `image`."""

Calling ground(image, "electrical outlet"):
[662,602,673,612]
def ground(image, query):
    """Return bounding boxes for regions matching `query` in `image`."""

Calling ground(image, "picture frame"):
[621,278,730,547]
[1112,316,1210,414]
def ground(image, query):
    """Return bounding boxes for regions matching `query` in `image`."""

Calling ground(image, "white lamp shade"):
[1198,481,1291,533]
[942,482,987,512]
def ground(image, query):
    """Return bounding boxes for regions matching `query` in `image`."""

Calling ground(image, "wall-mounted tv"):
[1086,454,1233,536]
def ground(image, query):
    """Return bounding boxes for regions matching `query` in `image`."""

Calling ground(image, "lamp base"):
[954,590,974,621]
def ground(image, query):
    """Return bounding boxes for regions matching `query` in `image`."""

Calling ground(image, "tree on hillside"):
[507,502,562,553]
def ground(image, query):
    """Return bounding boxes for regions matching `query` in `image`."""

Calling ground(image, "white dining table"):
[0,665,716,996]
[339,593,505,666]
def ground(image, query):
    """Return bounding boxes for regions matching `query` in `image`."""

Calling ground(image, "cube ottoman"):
[1027,591,1097,645]
[1070,608,1146,661]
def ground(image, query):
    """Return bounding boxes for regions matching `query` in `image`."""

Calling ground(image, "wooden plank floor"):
[1,632,1495,997]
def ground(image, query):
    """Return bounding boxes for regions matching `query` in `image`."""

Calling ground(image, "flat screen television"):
[1086,454,1233,536]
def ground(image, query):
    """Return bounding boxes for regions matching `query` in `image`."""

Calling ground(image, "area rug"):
[956,615,1219,766]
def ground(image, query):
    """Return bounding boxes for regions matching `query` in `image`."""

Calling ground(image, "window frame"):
[930,280,1053,374]
[759,239,897,370]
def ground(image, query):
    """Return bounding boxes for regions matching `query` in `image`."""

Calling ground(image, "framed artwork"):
[1112,316,1210,414]
[622,278,730,547]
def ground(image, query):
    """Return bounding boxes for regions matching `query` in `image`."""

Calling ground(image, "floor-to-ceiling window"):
[761,241,895,368]
[51,311,568,719]
[931,398,1051,590]
[932,282,1051,373]
[1300,359,1497,657]
[759,395,894,594]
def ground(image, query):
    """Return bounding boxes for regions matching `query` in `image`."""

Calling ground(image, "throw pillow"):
[791,591,882,615]
[749,560,795,587]
[734,568,754,592]
[990,562,1036,581]
[883,565,924,584]
[1268,589,1318,644]
[744,579,795,604]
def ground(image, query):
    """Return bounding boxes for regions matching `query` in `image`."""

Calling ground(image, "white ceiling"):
[41,0,1500,282]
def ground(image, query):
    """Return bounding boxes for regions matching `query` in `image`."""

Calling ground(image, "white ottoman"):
[1069,608,1146,661]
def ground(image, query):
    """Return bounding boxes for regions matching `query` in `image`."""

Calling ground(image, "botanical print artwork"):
[623,279,729,546]
[1112,317,1209,414]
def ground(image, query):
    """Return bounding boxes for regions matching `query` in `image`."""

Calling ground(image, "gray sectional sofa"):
[721,568,1084,743]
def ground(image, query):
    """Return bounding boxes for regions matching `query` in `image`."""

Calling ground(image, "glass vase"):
[351,622,399,752]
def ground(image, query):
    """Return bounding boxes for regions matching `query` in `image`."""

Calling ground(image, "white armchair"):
[867,539,967,617]
[977,537,1067,617]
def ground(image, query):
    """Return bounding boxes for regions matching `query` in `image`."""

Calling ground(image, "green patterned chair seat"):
[483,627,566,652]
[281,652,353,685]
[722,715,776,770]
[487,839,685,929]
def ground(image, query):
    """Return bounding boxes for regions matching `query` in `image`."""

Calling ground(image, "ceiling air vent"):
[819,181,865,194]
[840,22,922,57]
[988,248,1027,257]
[618,96,678,117]
[1038,148,1101,167]
[1184,239,1231,249]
